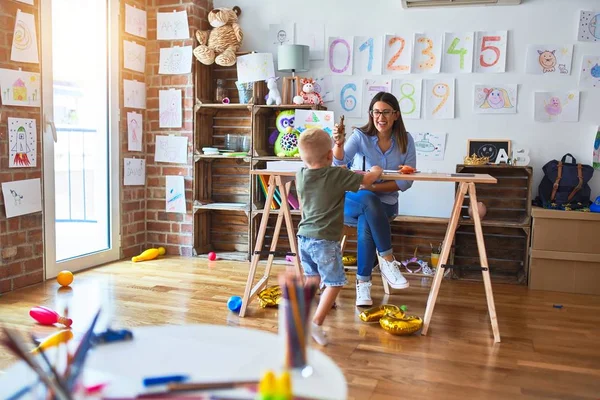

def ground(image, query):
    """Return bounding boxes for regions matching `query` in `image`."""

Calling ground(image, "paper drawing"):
[2,178,42,218]
[412,33,442,73]
[166,175,186,213]
[328,36,354,75]
[335,78,363,119]
[8,118,36,168]
[294,110,335,135]
[124,158,145,186]
[296,22,324,60]
[442,32,474,73]
[268,24,295,62]
[159,46,192,75]
[383,34,411,74]
[354,36,383,75]
[157,10,189,40]
[474,31,507,73]
[125,4,147,38]
[392,79,422,120]
[236,53,275,84]
[127,112,142,152]
[312,76,333,103]
[424,79,454,119]
[363,79,391,108]
[594,127,600,170]
[159,89,182,128]
[410,132,447,161]
[11,10,39,64]
[473,84,517,114]
[578,11,600,42]
[123,79,146,109]
[155,135,188,164]
[579,55,600,88]
[124,40,146,73]
[534,91,579,122]
[526,45,573,75]
[0,68,40,107]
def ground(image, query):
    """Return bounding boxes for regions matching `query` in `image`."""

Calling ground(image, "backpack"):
[537,153,593,207]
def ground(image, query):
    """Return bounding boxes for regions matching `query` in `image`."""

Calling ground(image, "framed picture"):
[467,139,511,163]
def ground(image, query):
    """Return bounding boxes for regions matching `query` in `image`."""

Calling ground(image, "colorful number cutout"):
[386,37,409,71]
[446,37,467,70]
[359,37,374,72]
[479,36,501,67]
[340,83,357,112]
[417,37,436,70]
[399,83,416,115]
[329,39,351,73]
[432,83,449,115]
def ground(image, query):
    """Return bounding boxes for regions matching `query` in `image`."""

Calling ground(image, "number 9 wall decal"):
[328,36,354,75]
[474,31,507,73]
[424,79,455,120]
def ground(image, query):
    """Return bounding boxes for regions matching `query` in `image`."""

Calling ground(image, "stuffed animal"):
[266,77,282,106]
[299,78,323,105]
[271,110,300,157]
[194,6,243,67]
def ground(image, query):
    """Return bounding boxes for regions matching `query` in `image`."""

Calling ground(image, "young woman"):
[332,92,417,306]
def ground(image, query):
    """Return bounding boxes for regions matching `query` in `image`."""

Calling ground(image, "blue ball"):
[227,296,243,312]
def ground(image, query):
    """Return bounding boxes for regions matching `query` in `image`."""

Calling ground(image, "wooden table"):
[242,170,501,343]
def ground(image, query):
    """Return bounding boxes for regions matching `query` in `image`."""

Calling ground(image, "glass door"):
[42,0,120,278]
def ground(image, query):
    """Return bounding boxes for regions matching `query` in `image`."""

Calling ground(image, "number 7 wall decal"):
[442,32,474,73]
[412,33,442,73]
[424,79,455,119]
[474,31,507,73]
[384,34,411,74]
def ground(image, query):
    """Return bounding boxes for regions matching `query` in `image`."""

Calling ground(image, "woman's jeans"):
[344,190,397,282]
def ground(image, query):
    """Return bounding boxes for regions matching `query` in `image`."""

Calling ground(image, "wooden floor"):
[1,256,599,399]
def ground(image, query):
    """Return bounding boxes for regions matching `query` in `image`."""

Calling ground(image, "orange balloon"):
[57,270,73,287]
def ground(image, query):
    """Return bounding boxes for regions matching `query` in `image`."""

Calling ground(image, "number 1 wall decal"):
[328,36,354,75]
[474,31,507,73]
[424,79,455,119]
[412,33,442,73]
[384,34,411,74]
[392,79,422,120]
[443,32,474,73]
[354,36,383,75]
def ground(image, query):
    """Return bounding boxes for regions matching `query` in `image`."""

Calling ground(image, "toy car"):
[93,328,133,344]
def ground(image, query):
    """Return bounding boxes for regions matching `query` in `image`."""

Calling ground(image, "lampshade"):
[277,44,310,72]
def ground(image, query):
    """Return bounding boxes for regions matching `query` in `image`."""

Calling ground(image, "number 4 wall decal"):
[474,31,508,73]
[443,32,474,73]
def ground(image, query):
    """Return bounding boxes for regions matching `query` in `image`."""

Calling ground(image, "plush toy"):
[299,78,323,105]
[266,77,282,106]
[193,6,243,67]
[270,110,300,157]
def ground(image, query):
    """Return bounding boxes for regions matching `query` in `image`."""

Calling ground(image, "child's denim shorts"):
[297,235,347,287]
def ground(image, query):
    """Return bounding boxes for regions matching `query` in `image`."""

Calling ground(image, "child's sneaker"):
[356,281,373,306]
[377,254,410,289]
[311,322,328,346]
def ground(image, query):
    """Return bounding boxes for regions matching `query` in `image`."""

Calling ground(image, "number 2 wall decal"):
[384,35,410,73]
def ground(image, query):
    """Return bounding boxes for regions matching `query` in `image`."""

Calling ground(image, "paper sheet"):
[294,110,335,135]
[124,40,146,73]
[392,79,422,120]
[383,34,411,74]
[2,178,42,218]
[334,78,363,119]
[474,31,507,73]
[579,55,600,88]
[8,118,36,168]
[155,135,188,164]
[166,176,186,213]
[127,112,143,152]
[534,91,579,122]
[296,22,324,60]
[123,79,146,109]
[442,32,474,73]
[473,84,517,114]
[125,4,147,38]
[269,23,294,62]
[578,11,600,42]
[354,36,383,75]
[312,76,333,103]
[328,37,354,75]
[525,45,573,75]
[11,10,39,64]
[410,132,447,161]
[157,10,190,40]
[363,79,391,108]
[236,53,275,84]
[424,79,454,119]
[593,127,600,170]
[124,158,145,186]
[159,46,193,75]
[0,68,41,107]
[412,33,442,73]
[159,89,182,128]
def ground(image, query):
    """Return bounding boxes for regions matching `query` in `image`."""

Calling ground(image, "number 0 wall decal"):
[328,36,354,75]
[474,31,507,73]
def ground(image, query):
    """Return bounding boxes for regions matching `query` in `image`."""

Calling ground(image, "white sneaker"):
[378,255,410,289]
[311,322,328,346]
[356,281,373,306]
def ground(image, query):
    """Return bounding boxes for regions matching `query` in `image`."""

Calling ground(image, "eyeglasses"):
[369,110,397,117]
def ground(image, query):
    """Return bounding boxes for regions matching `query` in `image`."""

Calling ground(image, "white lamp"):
[277,45,310,104]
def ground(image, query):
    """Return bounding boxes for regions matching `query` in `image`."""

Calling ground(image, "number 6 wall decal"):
[474,31,507,73]
[328,36,354,75]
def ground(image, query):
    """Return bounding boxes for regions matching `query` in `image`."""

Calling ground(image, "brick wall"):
[144,0,212,256]
[0,0,43,294]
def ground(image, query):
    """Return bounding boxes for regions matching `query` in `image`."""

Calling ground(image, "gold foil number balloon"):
[379,311,423,335]
[359,304,402,322]
[258,285,282,308]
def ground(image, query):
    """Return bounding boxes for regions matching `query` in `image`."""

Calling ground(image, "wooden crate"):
[453,224,530,284]
[455,164,533,226]
[194,210,249,259]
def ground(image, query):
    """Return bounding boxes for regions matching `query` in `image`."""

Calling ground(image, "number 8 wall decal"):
[474,31,507,73]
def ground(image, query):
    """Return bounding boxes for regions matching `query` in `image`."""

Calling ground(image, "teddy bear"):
[298,78,323,105]
[193,6,243,67]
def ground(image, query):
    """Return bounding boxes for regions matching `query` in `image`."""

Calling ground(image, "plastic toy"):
[208,251,217,261]
[30,306,72,327]
[265,77,282,106]
[257,370,292,400]
[93,328,134,344]
[31,329,74,354]
[590,195,600,213]
[272,110,300,157]
[227,296,243,312]
[132,247,166,262]
[56,270,73,287]
[193,6,243,67]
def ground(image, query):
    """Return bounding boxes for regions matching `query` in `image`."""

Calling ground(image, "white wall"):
[214,0,600,218]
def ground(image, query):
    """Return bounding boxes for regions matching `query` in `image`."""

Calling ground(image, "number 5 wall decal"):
[474,31,507,73]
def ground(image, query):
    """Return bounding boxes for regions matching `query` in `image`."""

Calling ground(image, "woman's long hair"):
[358,92,409,154]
